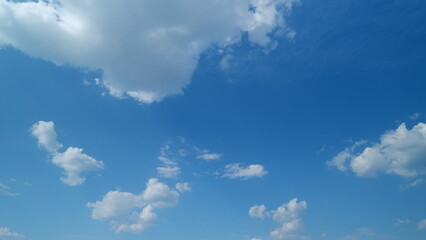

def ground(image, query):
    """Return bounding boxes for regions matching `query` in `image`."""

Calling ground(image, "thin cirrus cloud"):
[0,182,19,197]
[88,178,190,233]
[327,122,426,178]
[0,0,299,103]
[222,163,268,179]
[31,121,103,186]
[249,198,307,240]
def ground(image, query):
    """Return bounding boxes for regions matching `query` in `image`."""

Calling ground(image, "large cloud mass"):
[0,0,298,103]
[328,122,426,178]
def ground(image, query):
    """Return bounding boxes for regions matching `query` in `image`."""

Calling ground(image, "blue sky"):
[1,0,426,240]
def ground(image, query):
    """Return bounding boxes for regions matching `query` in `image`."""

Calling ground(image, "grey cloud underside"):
[0,0,298,103]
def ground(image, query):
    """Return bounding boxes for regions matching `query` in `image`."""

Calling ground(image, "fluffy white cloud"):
[223,163,268,179]
[249,204,268,219]
[419,219,426,230]
[31,121,63,153]
[31,121,103,186]
[175,182,192,193]
[0,0,298,103]
[88,191,143,220]
[328,122,426,177]
[142,178,179,208]
[0,227,24,239]
[249,198,307,240]
[197,153,222,161]
[52,147,104,186]
[88,178,184,233]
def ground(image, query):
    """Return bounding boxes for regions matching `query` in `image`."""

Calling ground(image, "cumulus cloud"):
[249,204,268,219]
[0,0,298,103]
[88,178,184,233]
[223,163,268,179]
[30,121,63,153]
[31,121,103,186]
[328,122,426,178]
[52,147,104,186]
[0,227,24,239]
[249,198,307,240]
[418,219,426,230]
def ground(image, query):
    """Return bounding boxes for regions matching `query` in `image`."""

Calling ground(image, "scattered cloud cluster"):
[31,121,103,186]
[88,178,187,233]
[0,0,298,103]
[0,227,24,239]
[250,198,307,239]
[223,163,268,179]
[88,141,192,233]
[328,122,426,178]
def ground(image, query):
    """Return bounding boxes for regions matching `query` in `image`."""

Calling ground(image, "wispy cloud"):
[0,183,19,197]
[222,163,268,179]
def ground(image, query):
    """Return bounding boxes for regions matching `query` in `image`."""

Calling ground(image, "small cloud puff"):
[31,121,103,186]
[88,178,187,233]
[249,198,307,240]
[222,163,268,179]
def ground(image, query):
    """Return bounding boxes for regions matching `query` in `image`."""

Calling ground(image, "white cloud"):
[0,0,298,103]
[31,121,63,153]
[249,204,268,219]
[197,153,222,161]
[142,178,179,208]
[31,121,103,186]
[88,178,184,233]
[223,163,268,179]
[175,182,192,193]
[52,147,104,186]
[0,227,24,239]
[328,122,426,177]
[156,166,180,179]
[249,198,307,240]
[326,140,367,172]
[418,219,426,230]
